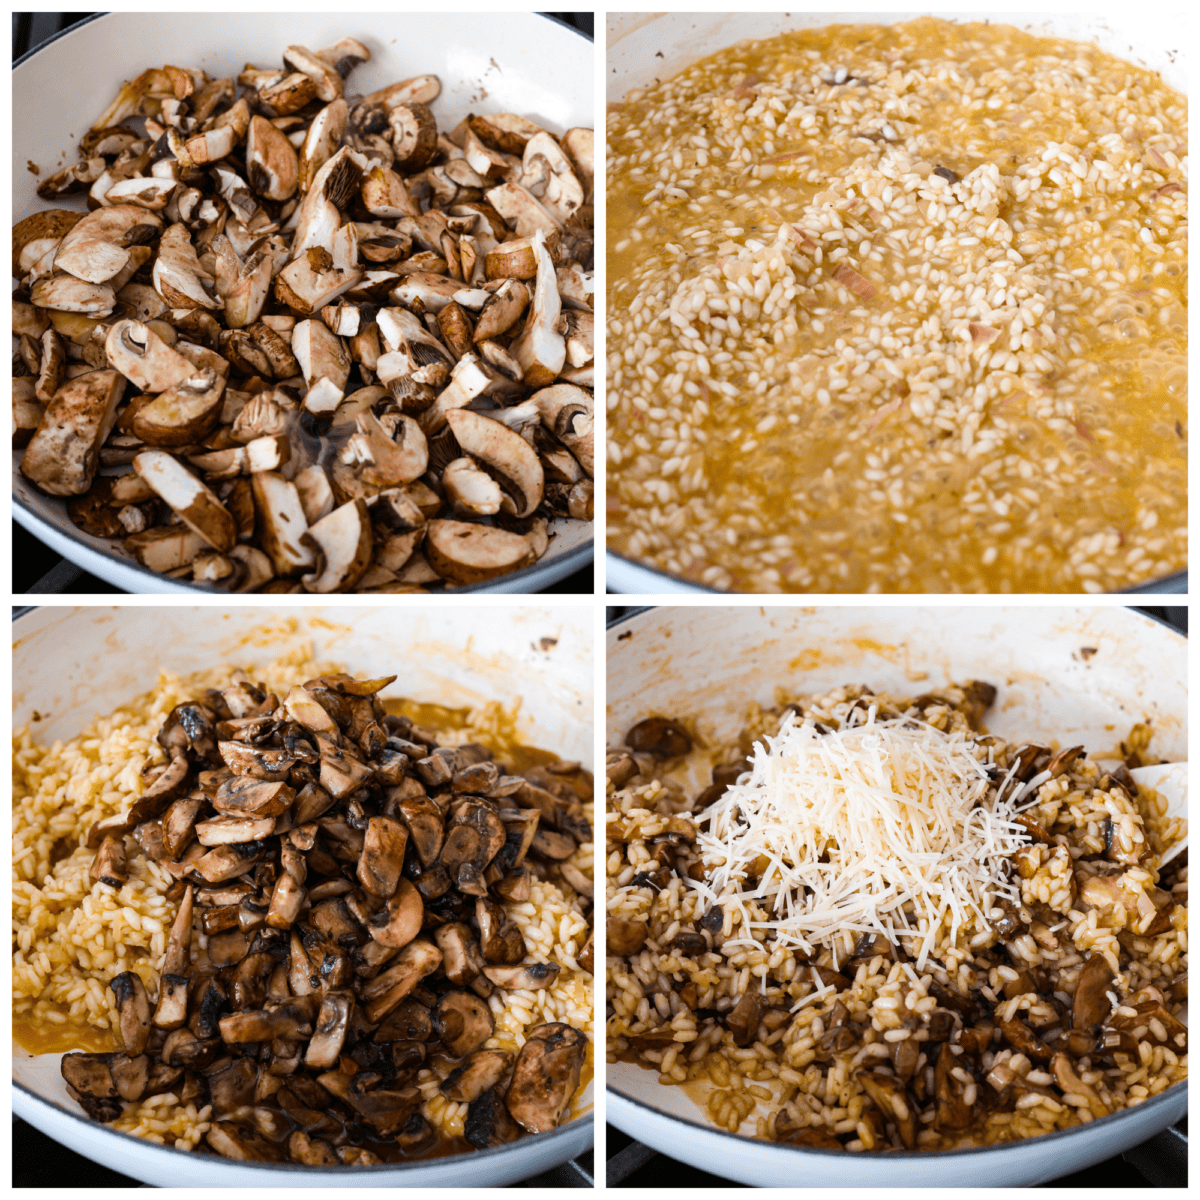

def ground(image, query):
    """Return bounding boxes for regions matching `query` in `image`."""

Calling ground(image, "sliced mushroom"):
[134,450,237,551]
[20,369,126,496]
[440,1048,512,1104]
[434,990,495,1057]
[505,1022,585,1134]
[109,971,152,1055]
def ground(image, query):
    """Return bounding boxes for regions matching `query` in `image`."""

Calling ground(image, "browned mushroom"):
[440,1048,513,1103]
[109,972,151,1055]
[434,990,494,1056]
[625,717,692,758]
[504,1022,586,1133]
[89,835,128,887]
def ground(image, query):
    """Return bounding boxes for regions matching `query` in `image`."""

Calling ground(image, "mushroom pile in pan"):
[14,36,594,591]
[63,670,593,1163]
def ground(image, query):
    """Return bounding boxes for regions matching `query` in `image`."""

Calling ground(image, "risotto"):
[14,647,593,1162]
[607,18,1187,592]
[606,681,1186,1150]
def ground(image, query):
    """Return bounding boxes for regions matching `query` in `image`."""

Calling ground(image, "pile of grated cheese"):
[687,705,1032,969]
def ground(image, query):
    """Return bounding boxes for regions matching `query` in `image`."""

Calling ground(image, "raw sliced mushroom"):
[15,34,593,592]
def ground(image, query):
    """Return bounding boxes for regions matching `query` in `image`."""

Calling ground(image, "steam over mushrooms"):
[15,33,593,590]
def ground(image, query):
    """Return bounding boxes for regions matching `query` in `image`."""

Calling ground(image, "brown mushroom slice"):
[435,989,495,1057]
[287,1130,339,1166]
[424,519,539,585]
[130,369,225,449]
[301,499,374,593]
[20,369,126,496]
[304,989,355,1070]
[89,835,129,888]
[857,1070,917,1149]
[483,962,560,991]
[360,937,443,1023]
[219,1003,313,1044]
[1073,952,1116,1031]
[560,128,594,204]
[476,896,527,965]
[505,1022,586,1134]
[532,383,593,477]
[207,1121,287,1163]
[153,223,220,311]
[390,791,445,866]
[251,472,316,577]
[366,877,424,948]
[389,101,438,170]
[508,230,566,387]
[60,1052,121,1117]
[109,971,152,1055]
[212,777,294,817]
[313,731,374,798]
[358,815,409,898]
[195,814,276,846]
[193,840,267,884]
[465,1086,522,1149]
[440,1049,512,1104]
[626,717,692,758]
[133,450,236,552]
[29,276,117,316]
[434,921,490,994]
[444,409,544,518]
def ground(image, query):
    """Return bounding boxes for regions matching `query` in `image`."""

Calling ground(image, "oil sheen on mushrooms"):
[60,669,592,1163]
[14,36,594,591]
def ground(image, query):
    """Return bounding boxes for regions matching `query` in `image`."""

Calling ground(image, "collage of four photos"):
[11,9,1187,1190]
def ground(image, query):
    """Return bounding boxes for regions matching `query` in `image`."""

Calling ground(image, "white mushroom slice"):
[560,128,594,204]
[520,132,585,224]
[330,386,388,429]
[153,223,220,310]
[116,282,169,323]
[13,301,51,339]
[299,99,348,193]
[567,477,593,520]
[292,147,368,257]
[557,266,594,311]
[35,329,66,405]
[560,308,594,368]
[389,102,438,171]
[301,499,373,592]
[444,408,544,518]
[13,378,45,448]
[474,279,530,342]
[293,464,335,524]
[462,127,517,181]
[14,210,83,274]
[467,113,544,155]
[228,544,275,592]
[210,236,274,329]
[251,471,315,576]
[134,450,237,551]
[19,369,126,496]
[509,230,565,387]
[258,71,317,116]
[388,272,462,313]
[188,446,246,479]
[362,166,421,219]
[131,369,226,448]
[246,115,300,201]
[442,457,503,515]
[340,411,428,486]
[125,526,206,572]
[245,434,290,473]
[314,37,371,77]
[283,44,344,103]
[532,383,594,476]
[212,167,258,225]
[292,319,351,402]
[558,361,593,387]
[274,250,361,316]
[485,237,541,281]
[302,377,346,415]
[364,74,441,108]
[424,519,539,585]
[423,354,491,429]
[485,182,560,238]
[105,319,196,392]
[29,276,116,316]
[182,124,238,165]
[322,304,362,337]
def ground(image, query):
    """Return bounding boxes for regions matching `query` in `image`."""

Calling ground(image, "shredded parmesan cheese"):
[688,707,1032,969]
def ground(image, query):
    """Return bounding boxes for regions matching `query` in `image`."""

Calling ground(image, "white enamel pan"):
[13,12,593,594]
[606,604,1187,1187]
[604,11,1187,597]
[13,604,594,1186]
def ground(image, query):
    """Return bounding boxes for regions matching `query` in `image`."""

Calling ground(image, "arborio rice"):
[14,646,593,1153]
[606,682,1186,1151]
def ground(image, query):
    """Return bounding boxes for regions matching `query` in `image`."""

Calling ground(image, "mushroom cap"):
[424,518,539,585]
[301,498,374,592]
[445,408,544,518]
